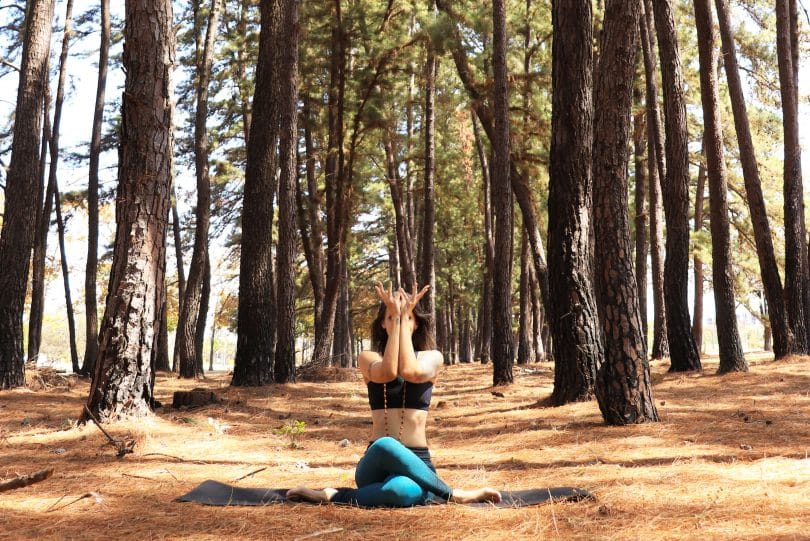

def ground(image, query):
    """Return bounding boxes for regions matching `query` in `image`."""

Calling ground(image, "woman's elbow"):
[399,369,430,383]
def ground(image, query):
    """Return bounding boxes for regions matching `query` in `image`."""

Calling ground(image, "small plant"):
[274,419,306,449]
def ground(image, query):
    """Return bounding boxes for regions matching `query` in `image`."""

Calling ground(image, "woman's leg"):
[354,437,453,500]
[332,474,427,507]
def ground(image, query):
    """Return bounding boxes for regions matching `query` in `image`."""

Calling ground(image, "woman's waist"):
[366,440,436,471]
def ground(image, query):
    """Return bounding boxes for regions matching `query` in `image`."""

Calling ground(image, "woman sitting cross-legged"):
[287,283,501,507]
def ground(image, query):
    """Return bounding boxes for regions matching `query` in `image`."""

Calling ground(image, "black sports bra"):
[367,376,433,411]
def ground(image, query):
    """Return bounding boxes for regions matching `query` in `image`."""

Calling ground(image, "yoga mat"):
[177,480,593,508]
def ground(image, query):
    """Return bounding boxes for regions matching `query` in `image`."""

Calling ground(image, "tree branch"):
[0,57,20,72]
[0,468,54,493]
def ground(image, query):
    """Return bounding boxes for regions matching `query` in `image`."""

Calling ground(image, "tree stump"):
[172,389,218,409]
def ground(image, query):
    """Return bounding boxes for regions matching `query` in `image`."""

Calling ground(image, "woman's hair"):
[371,301,436,353]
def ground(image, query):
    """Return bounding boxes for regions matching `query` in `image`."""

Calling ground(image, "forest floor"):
[2,353,809,540]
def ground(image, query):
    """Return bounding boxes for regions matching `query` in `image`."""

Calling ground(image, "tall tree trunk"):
[436,306,447,361]
[235,0,252,145]
[384,132,416,291]
[82,0,110,377]
[776,0,808,352]
[299,95,325,323]
[639,0,668,359]
[232,0,279,386]
[517,229,533,365]
[436,0,551,330]
[692,0,746,373]
[530,263,546,360]
[54,184,80,373]
[548,0,603,404]
[28,89,53,366]
[592,0,658,425]
[0,0,55,389]
[171,195,186,313]
[194,254,210,375]
[692,148,706,352]
[208,294,218,371]
[82,0,174,420]
[177,0,222,379]
[652,0,701,371]
[29,1,77,366]
[472,113,493,364]
[633,83,648,340]
[170,191,185,373]
[714,0,792,358]
[311,1,347,366]
[155,281,170,371]
[332,251,352,367]
[491,0,514,386]
[274,0,300,383]
[419,11,437,319]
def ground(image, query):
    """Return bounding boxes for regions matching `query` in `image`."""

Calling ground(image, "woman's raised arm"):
[398,285,443,383]
[360,283,401,383]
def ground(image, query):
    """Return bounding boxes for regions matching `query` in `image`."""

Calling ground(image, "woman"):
[287,283,501,507]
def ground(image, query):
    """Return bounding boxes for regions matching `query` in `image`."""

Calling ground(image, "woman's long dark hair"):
[371,302,436,353]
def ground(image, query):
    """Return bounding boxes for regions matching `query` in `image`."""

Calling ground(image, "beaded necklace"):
[382,380,406,441]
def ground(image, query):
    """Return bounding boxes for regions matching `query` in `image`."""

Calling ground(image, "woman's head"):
[371,301,436,353]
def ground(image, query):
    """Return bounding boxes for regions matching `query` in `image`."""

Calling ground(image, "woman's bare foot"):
[286,486,337,503]
[449,487,502,504]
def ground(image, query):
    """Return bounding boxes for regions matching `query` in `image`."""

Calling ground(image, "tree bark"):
[171,195,186,314]
[311,1,347,366]
[491,0,514,386]
[776,0,808,352]
[54,184,80,373]
[472,113,493,364]
[435,0,551,334]
[155,282,170,371]
[82,0,110,377]
[299,95,325,323]
[592,0,658,425]
[548,0,603,404]
[194,254,210,376]
[419,16,437,319]
[177,0,222,379]
[651,0,701,371]
[714,0,792,358]
[332,250,352,367]
[639,0,668,360]
[0,0,55,389]
[384,132,416,291]
[82,0,174,420]
[28,89,53,367]
[232,0,279,386]
[517,229,533,364]
[273,0,300,383]
[693,0,747,373]
[30,1,77,367]
[693,148,706,353]
[633,83,648,341]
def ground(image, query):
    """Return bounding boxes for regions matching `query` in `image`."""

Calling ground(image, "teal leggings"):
[330,437,453,507]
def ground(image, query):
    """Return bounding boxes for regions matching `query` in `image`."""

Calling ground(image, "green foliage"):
[274,420,306,449]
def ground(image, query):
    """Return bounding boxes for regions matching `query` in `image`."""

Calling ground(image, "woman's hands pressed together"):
[399,284,430,335]
[375,282,402,334]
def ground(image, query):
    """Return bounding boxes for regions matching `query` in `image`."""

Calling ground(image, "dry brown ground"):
[1,353,810,540]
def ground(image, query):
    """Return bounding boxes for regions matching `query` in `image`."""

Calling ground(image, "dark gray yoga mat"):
[177,480,593,508]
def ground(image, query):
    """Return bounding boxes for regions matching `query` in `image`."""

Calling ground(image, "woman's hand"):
[399,284,430,334]
[375,282,402,333]
[400,284,430,314]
